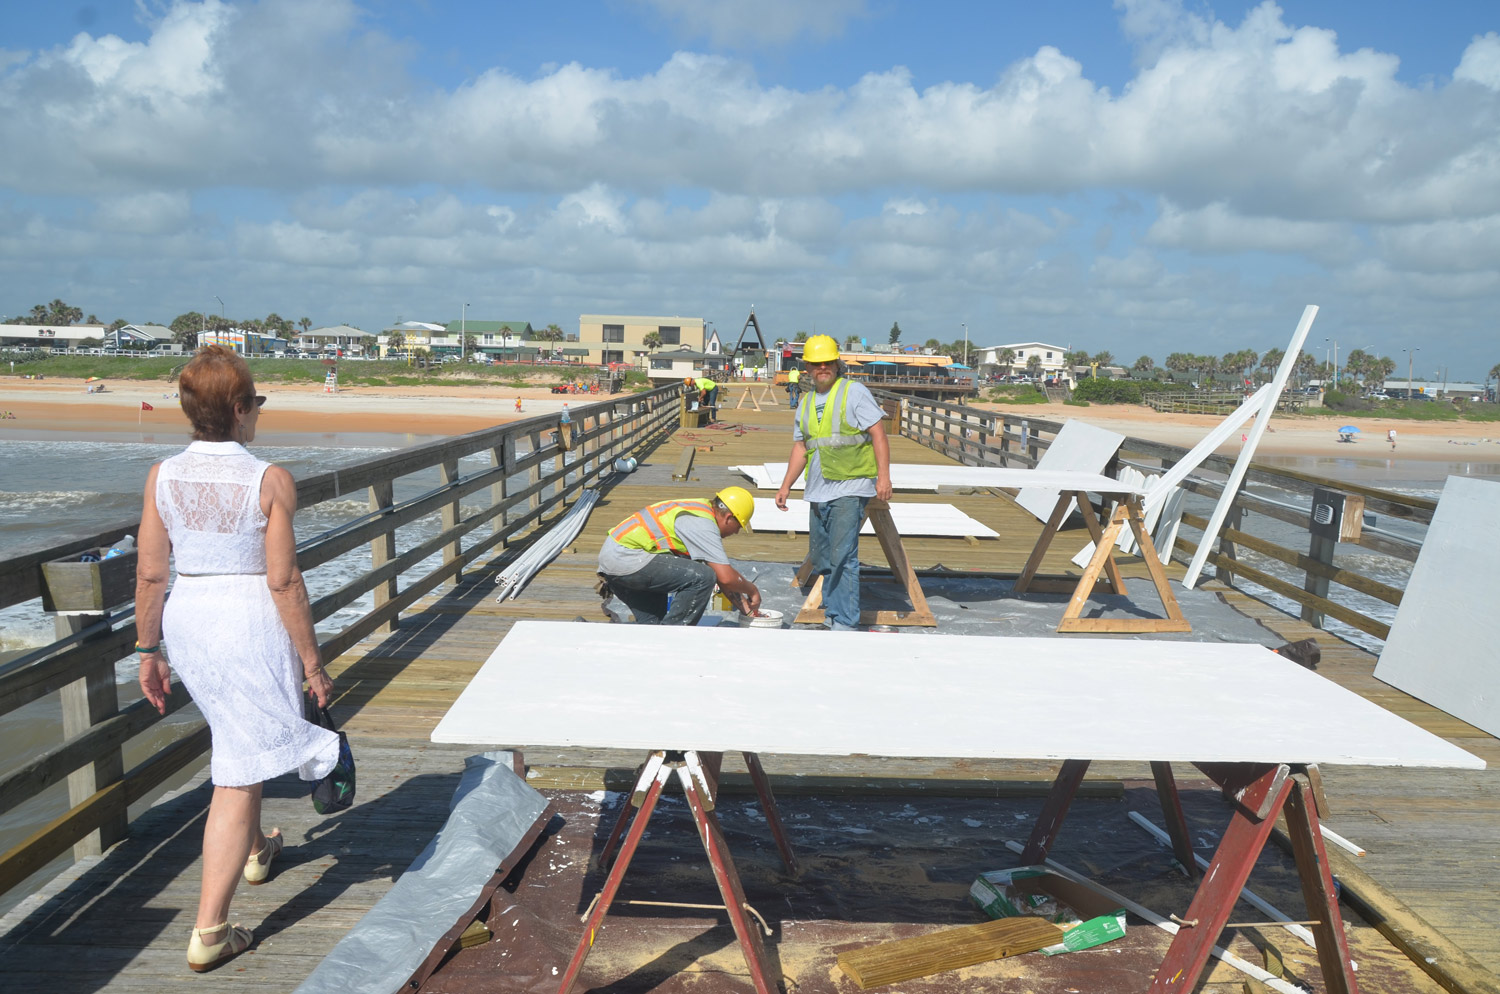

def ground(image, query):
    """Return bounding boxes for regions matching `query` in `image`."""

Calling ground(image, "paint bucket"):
[738,608,784,629]
[613,456,638,473]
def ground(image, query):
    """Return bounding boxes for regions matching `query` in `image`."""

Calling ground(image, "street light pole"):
[961,322,968,367]
[1405,347,1419,398]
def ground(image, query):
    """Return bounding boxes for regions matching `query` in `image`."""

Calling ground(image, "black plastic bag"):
[310,705,356,814]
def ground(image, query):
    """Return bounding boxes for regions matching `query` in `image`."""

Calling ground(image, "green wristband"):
[135,644,160,654]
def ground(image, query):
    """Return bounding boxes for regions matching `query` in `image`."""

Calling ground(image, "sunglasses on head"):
[253,395,266,408]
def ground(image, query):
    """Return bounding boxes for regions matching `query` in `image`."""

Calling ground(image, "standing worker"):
[774,334,892,631]
[786,366,802,405]
[597,486,761,625]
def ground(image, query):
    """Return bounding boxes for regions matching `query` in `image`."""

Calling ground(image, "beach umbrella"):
[866,360,895,365]
[946,363,972,369]
[1339,425,1360,433]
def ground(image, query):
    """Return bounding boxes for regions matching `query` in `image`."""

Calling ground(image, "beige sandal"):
[243,829,283,885]
[187,921,253,972]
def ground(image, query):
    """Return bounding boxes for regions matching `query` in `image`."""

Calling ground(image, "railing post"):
[1301,488,1344,629]
[529,429,543,522]
[439,459,461,588]
[56,614,126,858]
[1214,497,1245,587]
[368,481,397,634]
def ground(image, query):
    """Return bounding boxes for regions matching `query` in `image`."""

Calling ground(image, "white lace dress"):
[157,440,339,787]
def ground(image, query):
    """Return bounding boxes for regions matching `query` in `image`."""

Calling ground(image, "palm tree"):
[1025,354,1043,380]
[544,323,564,342]
[299,317,312,333]
[1092,350,1114,369]
[1132,354,1154,376]
[794,331,808,343]
[1259,347,1285,379]
[385,332,404,358]
[998,347,1017,380]
[642,331,663,352]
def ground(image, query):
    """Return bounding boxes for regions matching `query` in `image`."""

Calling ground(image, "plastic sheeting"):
[292,751,550,994]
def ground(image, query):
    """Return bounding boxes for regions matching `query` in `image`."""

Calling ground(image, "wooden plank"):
[837,916,1065,988]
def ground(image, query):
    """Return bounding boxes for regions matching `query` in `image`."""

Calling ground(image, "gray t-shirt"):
[597,509,729,577]
[792,379,885,503]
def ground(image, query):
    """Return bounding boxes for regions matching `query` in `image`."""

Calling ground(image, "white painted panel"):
[433,621,1484,769]
[1014,420,1126,523]
[734,464,1143,495]
[1374,476,1500,738]
[749,498,999,538]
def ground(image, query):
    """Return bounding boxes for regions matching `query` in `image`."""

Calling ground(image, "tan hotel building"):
[578,314,706,366]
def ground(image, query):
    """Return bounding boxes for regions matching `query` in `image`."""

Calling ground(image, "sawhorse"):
[733,384,781,410]
[1023,759,1357,994]
[1012,490,1190,634]
[791,498,937,627]
[559,750,793,994]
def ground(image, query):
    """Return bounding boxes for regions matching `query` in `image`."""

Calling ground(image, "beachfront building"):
[197,328,289,354]
[296,325,377,356]
[0,323,108,351]
[377,321,446,357]
[579,314,707,367]
[971,341,1070,383]
[109,324,178,352]
[440,320,535,360]
[645,346,729,384]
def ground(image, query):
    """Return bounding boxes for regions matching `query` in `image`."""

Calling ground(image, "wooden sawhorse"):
[1013,490,1190,634]
[732,384,781,410]
[791,498,937,627]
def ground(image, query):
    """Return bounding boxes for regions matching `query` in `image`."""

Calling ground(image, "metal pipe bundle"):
[494,489,600,602]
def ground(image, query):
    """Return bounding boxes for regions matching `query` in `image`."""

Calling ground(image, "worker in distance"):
[774,334,892,631]
[596,486,762,625]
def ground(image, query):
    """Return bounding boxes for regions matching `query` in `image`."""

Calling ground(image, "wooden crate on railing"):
[40,549,137,613]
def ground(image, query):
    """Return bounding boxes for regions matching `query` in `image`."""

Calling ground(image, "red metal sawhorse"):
[558,749,794,994]
[1023,759,1358,994]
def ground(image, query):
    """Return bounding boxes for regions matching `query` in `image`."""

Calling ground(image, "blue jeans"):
[808,495,868,630]
[606,554,717,625]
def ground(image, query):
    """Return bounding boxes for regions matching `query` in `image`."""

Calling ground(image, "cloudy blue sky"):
[2,0,1497,376]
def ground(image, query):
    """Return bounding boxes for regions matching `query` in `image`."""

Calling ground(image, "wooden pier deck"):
[2,404,1497,993]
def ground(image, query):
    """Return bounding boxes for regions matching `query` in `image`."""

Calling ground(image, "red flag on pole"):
[140,401,154,411]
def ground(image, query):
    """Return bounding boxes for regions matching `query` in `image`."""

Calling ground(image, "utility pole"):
[461,303,468,362]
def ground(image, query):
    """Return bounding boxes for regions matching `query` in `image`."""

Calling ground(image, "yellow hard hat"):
[802,334,840,363]
[715,486,755,532]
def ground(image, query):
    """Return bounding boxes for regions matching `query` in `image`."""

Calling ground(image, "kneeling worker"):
[597,487,761,625]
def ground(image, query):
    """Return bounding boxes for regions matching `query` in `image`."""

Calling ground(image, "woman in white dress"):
[134,345,339,972]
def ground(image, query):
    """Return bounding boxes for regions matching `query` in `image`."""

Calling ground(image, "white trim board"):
[1374,476,1500,738]
[434,621,1483,769]
[1183,305,1317,588]
[750,498,999,538]
[733,463,1144,495]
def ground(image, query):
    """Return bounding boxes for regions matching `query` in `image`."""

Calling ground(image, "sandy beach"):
[2,376,1498,467]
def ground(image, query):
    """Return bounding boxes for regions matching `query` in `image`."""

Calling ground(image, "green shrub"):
[1320,389,1372,412]
[986,386,1048,404]
[1070,377,1143,404]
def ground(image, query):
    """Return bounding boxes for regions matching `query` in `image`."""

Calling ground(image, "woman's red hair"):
[178,345,255,441]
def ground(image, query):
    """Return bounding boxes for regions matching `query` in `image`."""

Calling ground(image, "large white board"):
[732,463,1142,495]
[433,621,1482,769]
[1374,476,1500,738]
[1014,420,1126,523]
[749,498,999,538]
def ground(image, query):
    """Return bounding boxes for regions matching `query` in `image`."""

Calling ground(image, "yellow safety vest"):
[798,378,876,480]
[610,499,716,555]
[695,378,717,392]
[788,370,800,383]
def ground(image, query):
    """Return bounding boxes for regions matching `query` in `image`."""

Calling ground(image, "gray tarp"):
[293,751,551,994]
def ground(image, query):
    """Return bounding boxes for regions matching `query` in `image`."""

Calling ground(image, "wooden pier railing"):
[0,383,685,903]
[885,391,1426,644]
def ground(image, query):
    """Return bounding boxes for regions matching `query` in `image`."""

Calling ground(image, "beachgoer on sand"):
[1388,428,1397,449]
[514,398,523,413]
